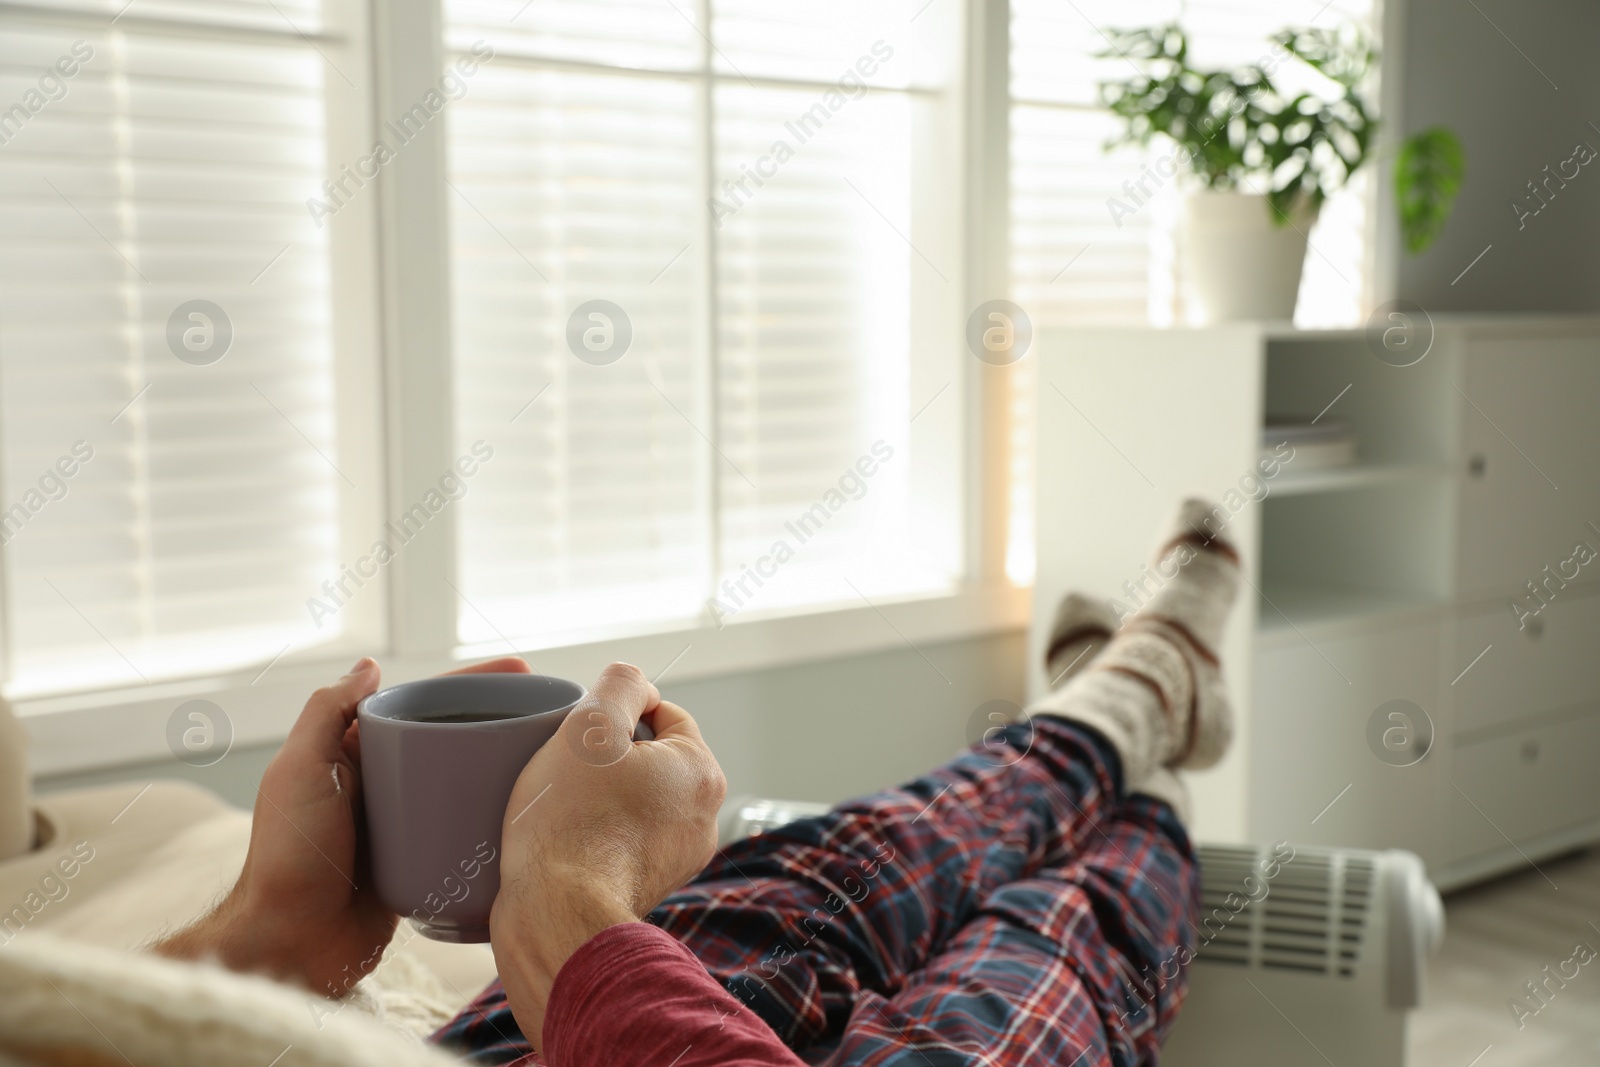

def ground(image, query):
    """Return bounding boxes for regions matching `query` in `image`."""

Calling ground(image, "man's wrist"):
[492,874,637,1026]
[153,887,249,965]
[153,883,298,981]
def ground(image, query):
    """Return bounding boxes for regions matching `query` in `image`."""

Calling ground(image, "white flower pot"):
[1179,190,1316,324]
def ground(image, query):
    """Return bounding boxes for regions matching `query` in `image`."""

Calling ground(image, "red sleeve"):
[542,922,805,1067]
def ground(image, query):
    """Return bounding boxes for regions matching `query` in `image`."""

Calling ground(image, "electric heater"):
[1164,842,1444,1067]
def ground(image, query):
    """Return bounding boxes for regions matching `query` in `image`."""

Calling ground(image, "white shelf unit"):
[1267,462,1452,497]
[1030,316,1600,890]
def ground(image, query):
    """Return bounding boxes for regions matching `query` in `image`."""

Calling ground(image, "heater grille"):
[1194,844,1373,979]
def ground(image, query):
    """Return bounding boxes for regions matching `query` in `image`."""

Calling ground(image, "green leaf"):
[1394,127,1465,254]
[1274,26,1374,88]
[1094,19,1380,201]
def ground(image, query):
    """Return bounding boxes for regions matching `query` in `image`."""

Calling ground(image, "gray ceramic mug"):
[357,673,650,943]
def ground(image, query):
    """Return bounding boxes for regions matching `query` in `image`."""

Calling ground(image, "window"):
[443,0,966,647]
[0,0,379,697]
[0,0,970,705]
[1005,0,1379,582]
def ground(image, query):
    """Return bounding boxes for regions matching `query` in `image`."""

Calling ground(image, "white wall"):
[36,632,1029,811]
[1395,0,1600,310]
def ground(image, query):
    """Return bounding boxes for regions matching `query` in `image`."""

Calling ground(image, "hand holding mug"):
[490,662,726,1048]
[154,655,532,993]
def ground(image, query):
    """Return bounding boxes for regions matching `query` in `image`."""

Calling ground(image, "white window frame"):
[20,0,1025,778]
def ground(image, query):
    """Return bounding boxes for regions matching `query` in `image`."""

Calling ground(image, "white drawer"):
[1252,618,1443,864]
[1454,592,1600,734]
[1450,714,1600,861]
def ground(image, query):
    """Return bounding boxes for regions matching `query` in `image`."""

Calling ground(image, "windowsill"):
[20,582,1030,778]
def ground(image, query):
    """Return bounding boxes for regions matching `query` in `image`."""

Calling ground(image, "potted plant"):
[1098,23,1464,323]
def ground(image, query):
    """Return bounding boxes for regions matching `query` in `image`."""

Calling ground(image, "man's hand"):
[490,662,726,1047]
[155,655,533,995]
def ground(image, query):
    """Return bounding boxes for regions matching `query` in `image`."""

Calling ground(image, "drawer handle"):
[1468,453,1488,479]
[1521,740,1541,763]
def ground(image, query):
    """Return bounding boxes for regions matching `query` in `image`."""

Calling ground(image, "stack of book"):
[1262,418,1356,471]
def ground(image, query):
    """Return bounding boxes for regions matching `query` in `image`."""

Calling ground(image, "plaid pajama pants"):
[432,717,1200,1066]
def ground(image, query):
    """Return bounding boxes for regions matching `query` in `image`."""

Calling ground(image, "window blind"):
[1006,0,1378,582]
[0,2,342,695]
[446,0,962,647]
[447,61,710,641]
[712,82,930,615]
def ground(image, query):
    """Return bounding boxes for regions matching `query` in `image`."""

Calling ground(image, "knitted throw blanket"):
[0,932,468,1067]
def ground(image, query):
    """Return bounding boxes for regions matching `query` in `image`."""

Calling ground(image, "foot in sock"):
[1043,593,1116,685]
[1028,498,1241,783]
[1122,497,1240,769]
[1040,590,1193,821]
[1131,496,1240,654]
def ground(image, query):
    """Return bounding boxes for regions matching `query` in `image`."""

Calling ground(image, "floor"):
[1410,848,1600,1066]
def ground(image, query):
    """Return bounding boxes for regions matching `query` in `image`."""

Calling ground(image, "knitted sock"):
[1027,628,1192,786]
[1138,497,1241,652]
[1043,593,1117,686]
[1044,593,1193,820]
[1028,498,1240,780]
[1124,497,1241,770]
